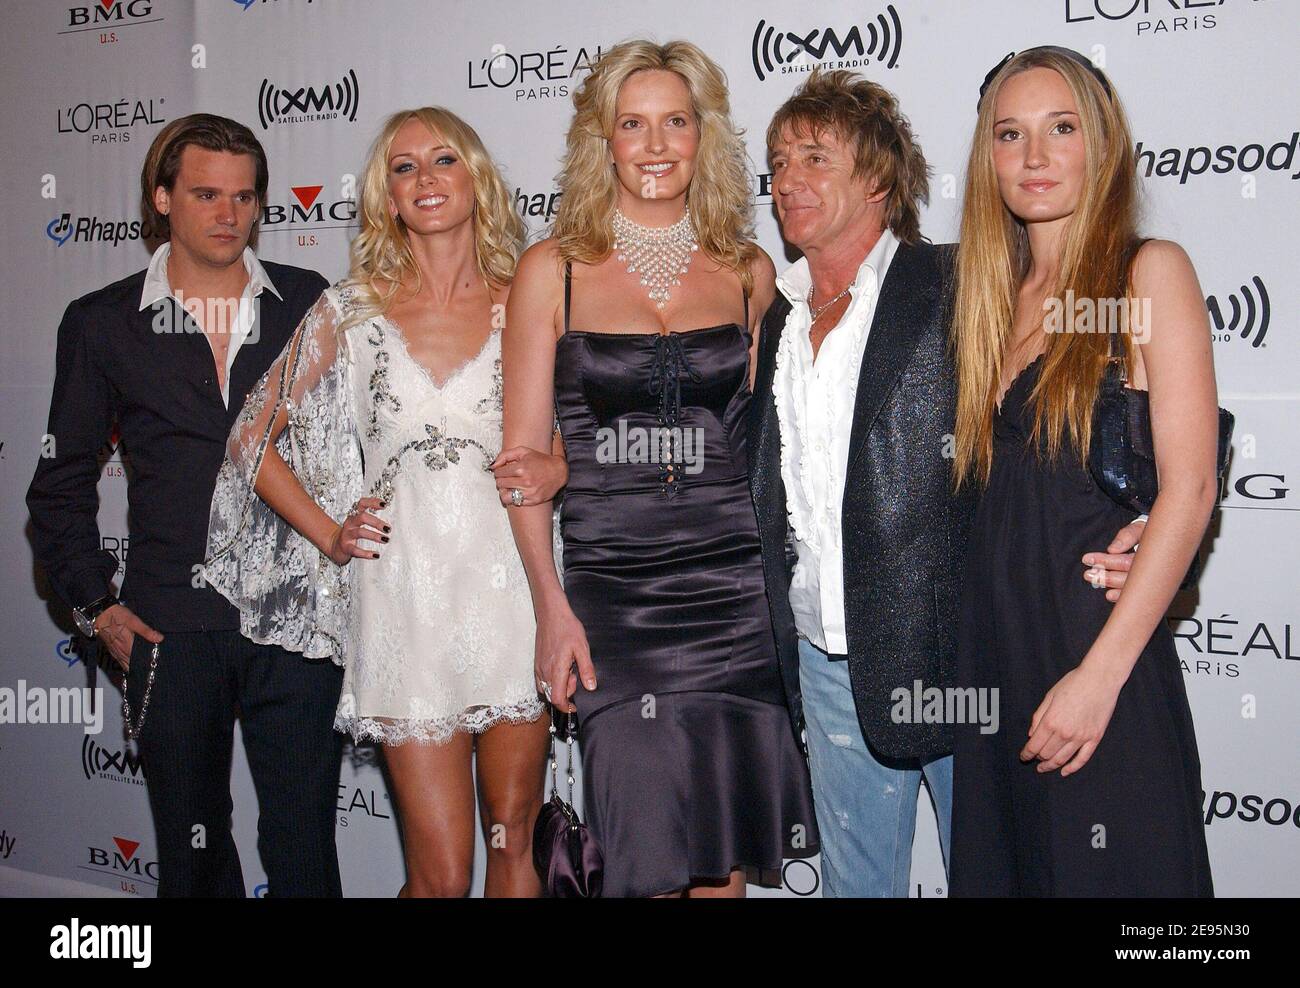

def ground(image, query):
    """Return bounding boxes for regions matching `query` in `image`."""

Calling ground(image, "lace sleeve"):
[202,287,363,664]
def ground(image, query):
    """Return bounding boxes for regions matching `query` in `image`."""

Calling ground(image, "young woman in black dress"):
[948,48,1217,896]
[501,39,816,898]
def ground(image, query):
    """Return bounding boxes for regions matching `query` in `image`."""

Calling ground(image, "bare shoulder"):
[746,244,778,310]
[515,237,565,287]
[1131,238,1198,294]
[747,244,777,284]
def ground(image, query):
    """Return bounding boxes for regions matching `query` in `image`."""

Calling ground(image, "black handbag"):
[1088,330,1234,586]
[532,709,603,897]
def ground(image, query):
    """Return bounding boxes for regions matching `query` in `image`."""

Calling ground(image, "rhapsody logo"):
[1207,276,1270,347]
[50,918,151,968]
[1204,789,1300,828]
[260,185,357,233]
[57,97,165,143]
[751,5,902,81]
[0,829,14,861]
[515,186,562,223]
[467,42,603,102]
[46,212,156,247]
[82,736,147,785]
[232,0,322,9]
[257,69,359,128]
[1136,132,1300,184]
[55,637,80,669]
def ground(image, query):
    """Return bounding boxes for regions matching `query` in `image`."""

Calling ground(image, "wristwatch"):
[73,594,118,638]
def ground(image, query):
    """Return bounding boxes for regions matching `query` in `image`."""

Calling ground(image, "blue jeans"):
[797,637,952,898]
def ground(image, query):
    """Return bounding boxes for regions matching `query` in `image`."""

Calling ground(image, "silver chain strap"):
[121,640,159,741]
[547,712,577,805]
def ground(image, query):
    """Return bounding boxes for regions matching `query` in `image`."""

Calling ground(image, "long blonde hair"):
[343,107,524,327]
[551,39,756,293]
[951,49,1143,489]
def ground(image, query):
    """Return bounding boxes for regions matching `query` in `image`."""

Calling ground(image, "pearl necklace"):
[613,207,699,309]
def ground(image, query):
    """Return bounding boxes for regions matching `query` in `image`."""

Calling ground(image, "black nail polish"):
[383,525,391,533]
[381,535,389,543]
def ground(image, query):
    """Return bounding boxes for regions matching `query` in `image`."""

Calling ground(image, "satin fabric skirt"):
[561,478,819,897]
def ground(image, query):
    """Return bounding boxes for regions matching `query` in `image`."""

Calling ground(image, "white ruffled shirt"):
[772,229,898,654]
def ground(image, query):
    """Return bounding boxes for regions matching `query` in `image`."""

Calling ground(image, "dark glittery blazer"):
[749,239,974,762]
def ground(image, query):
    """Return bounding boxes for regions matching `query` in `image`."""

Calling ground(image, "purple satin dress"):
[553,270,818,897]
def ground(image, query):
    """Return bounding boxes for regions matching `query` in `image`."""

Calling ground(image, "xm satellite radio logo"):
[751,4,902,82]
[83,736,147,785]
[46,212,156,247]
[257,69,359,128]
[1206,276,1270,347]
[260,184,358,243]
[82,836,159,891]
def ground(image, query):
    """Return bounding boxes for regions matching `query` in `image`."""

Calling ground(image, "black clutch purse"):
[1088,333,1234,586]
[532,709,603,898]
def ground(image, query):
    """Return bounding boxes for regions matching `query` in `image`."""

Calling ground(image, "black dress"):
[950,354,1213,896]
[553,268,818,897]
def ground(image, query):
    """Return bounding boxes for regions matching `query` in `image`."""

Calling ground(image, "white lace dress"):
[203,283,544,745]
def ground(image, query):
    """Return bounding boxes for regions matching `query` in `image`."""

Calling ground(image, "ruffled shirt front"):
[771,229,898,653]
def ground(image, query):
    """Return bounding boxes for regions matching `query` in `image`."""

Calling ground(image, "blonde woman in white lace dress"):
[204,108,567,897]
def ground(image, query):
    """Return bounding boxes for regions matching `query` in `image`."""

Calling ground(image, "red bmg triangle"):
[291,186,324,211]
[100,0,114,10]
[113,837,140,861]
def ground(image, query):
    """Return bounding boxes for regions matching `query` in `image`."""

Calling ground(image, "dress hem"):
[335,695,546,746]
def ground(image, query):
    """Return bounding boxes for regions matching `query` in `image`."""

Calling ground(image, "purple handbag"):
[532,711,603,897]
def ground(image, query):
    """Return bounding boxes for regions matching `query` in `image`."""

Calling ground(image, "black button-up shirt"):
[27,253,327,632]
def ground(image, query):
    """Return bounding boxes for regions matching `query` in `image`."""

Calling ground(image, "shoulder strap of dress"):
[742,285,749,330]
[563,261,572,335]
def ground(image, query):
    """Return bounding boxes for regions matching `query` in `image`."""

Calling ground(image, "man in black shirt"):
[27,114,342,897]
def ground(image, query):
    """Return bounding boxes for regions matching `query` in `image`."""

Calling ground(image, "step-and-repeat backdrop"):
[0,0,1295,898]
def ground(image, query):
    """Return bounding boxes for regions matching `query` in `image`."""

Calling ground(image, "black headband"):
[978,45,1113,110]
